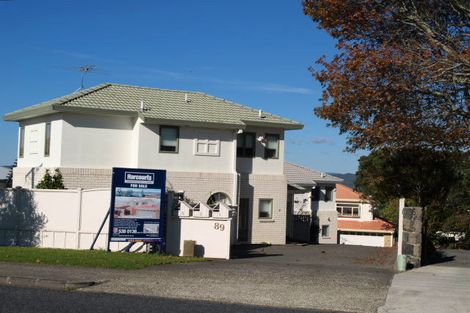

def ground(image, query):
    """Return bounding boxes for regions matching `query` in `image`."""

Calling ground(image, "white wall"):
[137,123,236,173]
[166,217,231,259]
[236,127,284,175]
[0,188,232,258]
[60,113,134,168]
[15,114,285,177]
[17,115,63,168]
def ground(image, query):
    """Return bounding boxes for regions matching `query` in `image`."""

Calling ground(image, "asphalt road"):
[87,244,396,313]
[0,285,346,313]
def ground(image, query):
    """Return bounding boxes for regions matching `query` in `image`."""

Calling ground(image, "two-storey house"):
[4,83,303,245]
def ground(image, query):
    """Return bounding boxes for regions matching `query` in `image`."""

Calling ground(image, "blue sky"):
[0,0,364,173]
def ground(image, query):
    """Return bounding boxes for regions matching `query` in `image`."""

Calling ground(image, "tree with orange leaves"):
[304,0,469,152]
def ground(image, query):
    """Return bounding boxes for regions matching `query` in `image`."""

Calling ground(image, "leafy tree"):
[36,169,54,189]
[36,169,65,189]
[304,0,470,152]
[51,169,65,189]
[355,148,467,253]
[356,148,463,209]
[5,159,16,188]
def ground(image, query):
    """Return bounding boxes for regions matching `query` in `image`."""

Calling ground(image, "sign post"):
[107,167,167,252]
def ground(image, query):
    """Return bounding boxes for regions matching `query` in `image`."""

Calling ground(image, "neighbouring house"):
[3,83,303,245]
[284,162,343,244]
[336,184,395,247]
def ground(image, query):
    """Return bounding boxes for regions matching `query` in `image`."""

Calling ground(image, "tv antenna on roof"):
[75,64,96,91]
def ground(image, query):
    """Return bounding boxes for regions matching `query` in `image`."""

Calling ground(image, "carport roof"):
[338,219,395,233]
[284,162,343,186]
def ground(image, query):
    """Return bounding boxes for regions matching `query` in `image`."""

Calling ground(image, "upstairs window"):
[160,126,179,153]
[195,132,220,156]
[19,126,25,158]
[337,205,360,218]
[44,122,51,157]
[237,132,255,157]
[264,134,279,159]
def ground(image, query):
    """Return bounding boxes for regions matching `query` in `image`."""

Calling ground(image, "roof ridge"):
[108,82,204,95]
[202,93,300,124]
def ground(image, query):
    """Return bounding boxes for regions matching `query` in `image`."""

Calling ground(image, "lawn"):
[0,247,206,270]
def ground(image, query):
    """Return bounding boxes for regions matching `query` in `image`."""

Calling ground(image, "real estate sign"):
[108,167,166,242]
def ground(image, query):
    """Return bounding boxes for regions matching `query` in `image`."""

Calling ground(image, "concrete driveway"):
[378,249,470,313]
[87,244,396,313]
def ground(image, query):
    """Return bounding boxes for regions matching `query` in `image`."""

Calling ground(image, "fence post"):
[76,188,83,249]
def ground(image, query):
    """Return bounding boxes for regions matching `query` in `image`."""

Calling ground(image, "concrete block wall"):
[240,174,287,245]
[166,172,234,204]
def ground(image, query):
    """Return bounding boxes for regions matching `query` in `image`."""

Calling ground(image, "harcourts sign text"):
[124,172,155,185]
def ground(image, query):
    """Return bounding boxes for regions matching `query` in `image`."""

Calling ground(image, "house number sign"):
[214,222,225,231]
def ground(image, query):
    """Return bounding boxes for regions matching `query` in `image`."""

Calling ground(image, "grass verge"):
[0,247,206,270]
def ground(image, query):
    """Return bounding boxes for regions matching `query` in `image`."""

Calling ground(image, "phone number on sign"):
[117,229,137,234]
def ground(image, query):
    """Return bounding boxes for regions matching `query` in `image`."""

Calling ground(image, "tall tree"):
[304,0,470,152]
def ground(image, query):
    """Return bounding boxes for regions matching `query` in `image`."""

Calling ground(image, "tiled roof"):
[336,183,363,201]
[284,162,343,186]
[338,219,395,233]
[4,83,303,130]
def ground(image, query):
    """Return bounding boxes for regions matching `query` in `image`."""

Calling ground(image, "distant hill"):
[328,173,356,188]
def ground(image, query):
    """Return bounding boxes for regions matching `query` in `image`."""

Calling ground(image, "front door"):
[238,198,249,242]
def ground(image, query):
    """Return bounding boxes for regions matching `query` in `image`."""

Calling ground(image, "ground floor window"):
[321,225,330,237]
[259,199,273,219]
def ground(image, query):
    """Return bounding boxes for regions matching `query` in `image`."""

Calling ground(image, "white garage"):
[339,231,387,247]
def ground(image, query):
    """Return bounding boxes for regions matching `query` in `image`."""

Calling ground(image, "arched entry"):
[207,192,232,205]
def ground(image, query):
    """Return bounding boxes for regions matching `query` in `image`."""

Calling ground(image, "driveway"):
[378,249,470,313]
[86,244,396,313]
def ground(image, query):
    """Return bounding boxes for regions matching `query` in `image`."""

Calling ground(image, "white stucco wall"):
[16,115,63,168]
[60,113,134,168]
[236,127,284,175]
[136,123,236,173]
[14,114,285,178]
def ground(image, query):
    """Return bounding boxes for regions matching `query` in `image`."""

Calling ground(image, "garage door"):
[339,233,385,247]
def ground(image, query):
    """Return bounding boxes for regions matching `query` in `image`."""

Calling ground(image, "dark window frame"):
[264,133,279,159]
[44,122,51,157]
[159,126,179,153]
[321,225,330,238]
[19,126,25,158]
[258,198,273,219]
[237,132,256,158]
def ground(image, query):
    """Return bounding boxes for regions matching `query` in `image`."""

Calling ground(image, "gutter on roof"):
[144,117,245,130]
[4,104,56,121]
[288,183,307,191]
[242,119,303,130]
[53,106,140,118]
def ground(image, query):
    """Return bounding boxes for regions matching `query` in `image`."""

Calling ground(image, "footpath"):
[379,250,470,313]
